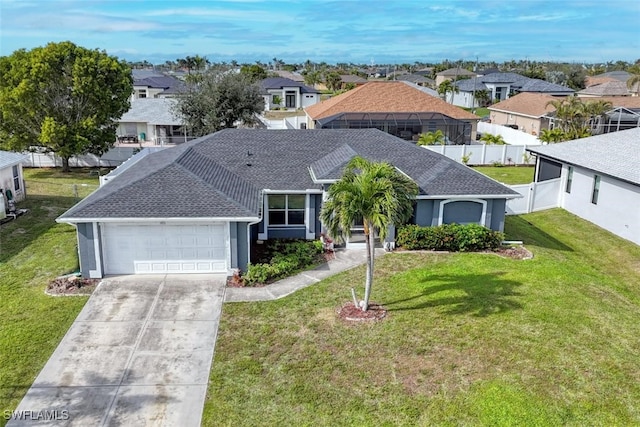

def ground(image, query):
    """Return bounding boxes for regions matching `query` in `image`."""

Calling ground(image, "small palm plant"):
[417,130,446,146]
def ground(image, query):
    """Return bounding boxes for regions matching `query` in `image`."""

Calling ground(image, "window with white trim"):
[268,195,305,226]
[12,165,20,191]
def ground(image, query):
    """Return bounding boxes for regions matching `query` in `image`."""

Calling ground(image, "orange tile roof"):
[489,93,558,117]
[305,81,478,121]
[585,76,618,87]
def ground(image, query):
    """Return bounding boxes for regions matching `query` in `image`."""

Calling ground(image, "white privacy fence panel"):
[505,178,562,215]
[423,144,535,166]
[478,122,542,146]
[23,148,138,168]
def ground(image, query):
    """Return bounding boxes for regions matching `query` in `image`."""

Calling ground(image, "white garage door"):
[102,223,228,275]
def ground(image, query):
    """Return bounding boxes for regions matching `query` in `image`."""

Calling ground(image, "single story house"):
[527,127,640,246]
[435,67,477,86]
[259,77,320,111]
[304,81,479,143]
[339,74,368,88]
[488,93,557,135]
[0,150,28,204]
[57,129,520,278]
[577,81,633,97]
[117,98,191,145]
[452,73,574,108]
[396,74,436,87]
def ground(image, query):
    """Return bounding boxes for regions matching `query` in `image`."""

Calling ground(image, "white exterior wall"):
[0,164,26,202]
[451,91,477,108]
[301,93,320,108]
[560,165,640,245]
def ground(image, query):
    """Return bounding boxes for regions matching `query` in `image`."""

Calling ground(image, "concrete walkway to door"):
[9,274,226,427]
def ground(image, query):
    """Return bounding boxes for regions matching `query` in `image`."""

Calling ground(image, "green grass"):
[465,107,490,117]
[472,165,535,185]
[0,168,101,424]
[204,209,640,426]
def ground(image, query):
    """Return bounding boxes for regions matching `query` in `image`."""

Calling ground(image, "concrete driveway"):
[9,274,226,426]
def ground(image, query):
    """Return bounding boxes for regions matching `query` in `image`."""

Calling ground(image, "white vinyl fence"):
[423,144,536,166]
[506,178,562,215]
[23,147,138,168]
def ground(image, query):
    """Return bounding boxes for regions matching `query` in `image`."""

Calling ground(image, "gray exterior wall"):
[413,198,507,232]
[77,222,98,278]
[314,194,322,236]
[414,200,436,226]
[233,222,250,271]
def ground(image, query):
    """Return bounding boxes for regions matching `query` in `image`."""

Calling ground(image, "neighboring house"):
[259,77,320,111]
[488,93,556,135]
[304,81,479,143]
[589,71,632,83]
[435,67,477,86]
[339,74,368,88]
[0,151,28,203]
[273,70,305,82]
[527,127,640,246]
[132,75,185,100]
[117,98,191,145]
[577,81,632,97]
[57,129,520,278]
[452,73,574,108]
[396,73,435,87]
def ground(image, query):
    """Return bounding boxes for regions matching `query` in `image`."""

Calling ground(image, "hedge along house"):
[57,129,520,278]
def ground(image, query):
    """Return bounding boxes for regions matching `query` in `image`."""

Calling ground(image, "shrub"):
[396,223,503,252]
[243,239,324,286]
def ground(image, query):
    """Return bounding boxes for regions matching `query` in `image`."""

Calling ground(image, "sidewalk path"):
[224,248,387,302]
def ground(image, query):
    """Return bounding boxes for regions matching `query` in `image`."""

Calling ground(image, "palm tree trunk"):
[362,222,374,311]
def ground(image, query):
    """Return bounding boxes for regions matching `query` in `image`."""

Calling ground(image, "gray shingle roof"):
[0,151,28,169]
[455,73,574,94]
[527,127,640,185]
[59,129,519,221]
[119,98,183,126]
[259,77,319,94]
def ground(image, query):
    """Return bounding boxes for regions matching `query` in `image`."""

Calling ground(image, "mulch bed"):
[337,302,387,322]
[490,245,533,260]
[46,275,100,296]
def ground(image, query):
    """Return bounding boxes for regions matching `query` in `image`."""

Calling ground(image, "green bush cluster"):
[243,239,324,286]
[396,223,504,252]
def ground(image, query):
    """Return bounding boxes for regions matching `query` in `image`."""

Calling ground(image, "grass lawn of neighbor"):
[204,209,640,426]
[473,165,535,185]
[0,168,101,423]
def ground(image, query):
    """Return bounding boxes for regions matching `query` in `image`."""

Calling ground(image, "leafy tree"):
[324,71,342,91]
[239,64,267,83]
[566,69,586,90]
[417,130,446,145]
[174,70,264,137]
[0,41,132,171]
[320,156,418,311]
[303,70,322,87]
[480,134,506,145]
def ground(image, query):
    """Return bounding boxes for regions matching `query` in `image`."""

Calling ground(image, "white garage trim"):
[101,222,230,275]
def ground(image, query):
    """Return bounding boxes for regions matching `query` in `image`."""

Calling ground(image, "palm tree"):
[417,130,446,145]
[539,128,567,143]
[480,134,506,145]
[320,157,418,311]
[627,73,640,96]
[437,80,458,103]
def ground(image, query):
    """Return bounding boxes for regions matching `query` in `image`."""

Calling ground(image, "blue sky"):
[1,0,639,65]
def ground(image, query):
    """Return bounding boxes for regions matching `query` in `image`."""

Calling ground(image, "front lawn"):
[204,209,640,426]
[0,168,100,422]
[472,165,534,185]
